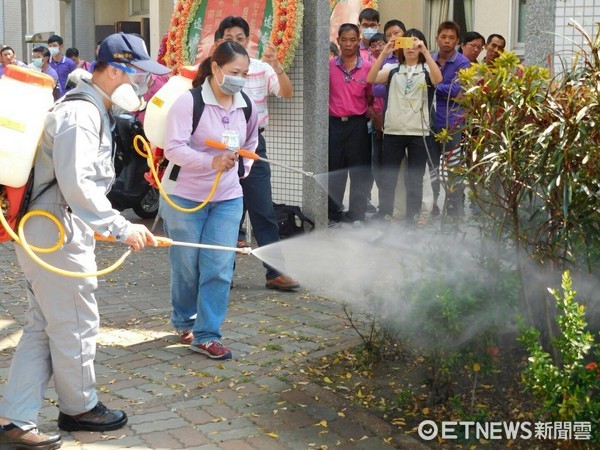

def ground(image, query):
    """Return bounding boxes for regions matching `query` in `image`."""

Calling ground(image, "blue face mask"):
[217,66,246,95]
[362,28,378,41]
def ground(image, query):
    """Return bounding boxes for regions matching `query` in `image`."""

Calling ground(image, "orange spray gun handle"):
[94,233,172,247]
[205,138,314,178]
[204,138,259,160]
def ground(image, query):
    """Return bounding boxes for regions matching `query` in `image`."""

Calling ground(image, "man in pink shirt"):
[329,23,373,225]
[358,8,380,63]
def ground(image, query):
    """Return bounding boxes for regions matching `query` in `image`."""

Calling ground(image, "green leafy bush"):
[519,271,599,441]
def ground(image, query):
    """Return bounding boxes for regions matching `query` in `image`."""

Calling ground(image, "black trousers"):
[379,134,429,221]
[328,116,371,221]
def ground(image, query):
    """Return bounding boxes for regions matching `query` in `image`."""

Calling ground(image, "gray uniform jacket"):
[30,80,131,242]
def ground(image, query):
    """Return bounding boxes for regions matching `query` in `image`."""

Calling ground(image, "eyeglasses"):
[465,43,483,51]
[370,42,385,49]
[108,62,150,84]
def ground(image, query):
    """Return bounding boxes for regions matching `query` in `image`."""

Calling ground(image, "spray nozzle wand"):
[94,234,252,255]
[205,139,314,178]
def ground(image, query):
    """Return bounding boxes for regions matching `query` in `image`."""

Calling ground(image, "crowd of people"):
[328,8,506,226]
[0,9,509,449]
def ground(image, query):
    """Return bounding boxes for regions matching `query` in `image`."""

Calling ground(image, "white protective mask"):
[93,82,143,112]
[110,83,144,112]
[32,58,43,68]
[48,47,60,56]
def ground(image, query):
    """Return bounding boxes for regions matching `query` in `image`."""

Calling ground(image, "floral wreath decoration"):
[163,0,304,72]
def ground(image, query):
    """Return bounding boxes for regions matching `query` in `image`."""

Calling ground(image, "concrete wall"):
[379,0,424,31]
[96,0,129,25]
[1,0,26,60]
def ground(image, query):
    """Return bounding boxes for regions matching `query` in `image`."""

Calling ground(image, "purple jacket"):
[432,50,470,130]
[372,53,398,99]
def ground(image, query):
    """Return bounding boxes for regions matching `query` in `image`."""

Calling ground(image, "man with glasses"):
[358,8,380,63]
[0,33,169,450]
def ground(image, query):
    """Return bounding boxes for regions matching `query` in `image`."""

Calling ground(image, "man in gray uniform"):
[0,33,169,449]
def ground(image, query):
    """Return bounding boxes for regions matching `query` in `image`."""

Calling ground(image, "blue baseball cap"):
[97,32,171,75]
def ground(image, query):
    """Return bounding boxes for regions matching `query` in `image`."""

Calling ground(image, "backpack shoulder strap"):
[240,90,252,123]
[190,85,205,135]
[32,91,106,200]
[421,63,436,124]
[60,91,105,138]
[383,66,400,122]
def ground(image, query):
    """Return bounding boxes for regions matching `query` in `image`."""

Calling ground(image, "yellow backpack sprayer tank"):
[144,65,198,149]
[0,65,55,242]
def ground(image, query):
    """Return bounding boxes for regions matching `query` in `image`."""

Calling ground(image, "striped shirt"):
[244,58,281,128]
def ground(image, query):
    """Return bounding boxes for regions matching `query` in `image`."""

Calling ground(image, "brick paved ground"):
[0,215,428,450]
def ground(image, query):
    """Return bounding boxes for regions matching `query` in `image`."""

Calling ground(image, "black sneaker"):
[58,401,127,432]
[365,202,377,213]
[0,424,62,449]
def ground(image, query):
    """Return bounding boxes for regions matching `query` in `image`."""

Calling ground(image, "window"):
[513,0,526,56]
[427,0,475,46]
[130,0,150,16]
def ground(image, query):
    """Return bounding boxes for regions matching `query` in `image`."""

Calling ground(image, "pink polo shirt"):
[329,55,372,118]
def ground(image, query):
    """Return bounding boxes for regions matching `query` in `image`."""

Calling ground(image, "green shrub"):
[519,271,599,441]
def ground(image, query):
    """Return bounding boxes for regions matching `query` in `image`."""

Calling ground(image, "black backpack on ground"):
[273,203,315,239]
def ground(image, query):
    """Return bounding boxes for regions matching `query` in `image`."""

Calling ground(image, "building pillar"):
[524,0,556,67]
[302,0,330,228]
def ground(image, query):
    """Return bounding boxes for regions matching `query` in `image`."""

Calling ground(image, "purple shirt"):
[372,53,398,99]
[163,78,259,202]
[42,65,59,83]
[49,55,77,96]
[431,50,470,130]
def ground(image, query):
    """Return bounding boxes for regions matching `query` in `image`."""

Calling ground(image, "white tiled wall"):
[554,0,600,71]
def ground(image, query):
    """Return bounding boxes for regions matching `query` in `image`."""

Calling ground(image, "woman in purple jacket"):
[159,41,258,360]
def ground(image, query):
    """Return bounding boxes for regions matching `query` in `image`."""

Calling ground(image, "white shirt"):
[245,58,281,127]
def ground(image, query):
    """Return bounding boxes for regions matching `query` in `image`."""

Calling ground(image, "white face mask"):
[32,58,43,68]
[48,47,60,56]
[93,82,143,112]
[110,83,144,111]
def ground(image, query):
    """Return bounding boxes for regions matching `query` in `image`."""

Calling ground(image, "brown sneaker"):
[0,424,62,449]
[57,401,127,432]
[265,275,300,291]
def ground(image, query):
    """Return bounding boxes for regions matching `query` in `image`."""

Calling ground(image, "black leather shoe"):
[58,401,127,432]
[0,424,62,449]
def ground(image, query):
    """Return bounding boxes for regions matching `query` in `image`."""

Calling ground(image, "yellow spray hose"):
[133,134,221,213]
[0,208,132,278]
[0,136,228,278]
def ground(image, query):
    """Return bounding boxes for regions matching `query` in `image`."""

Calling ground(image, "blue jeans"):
[239,133,282,280]
[159,195,242,344]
